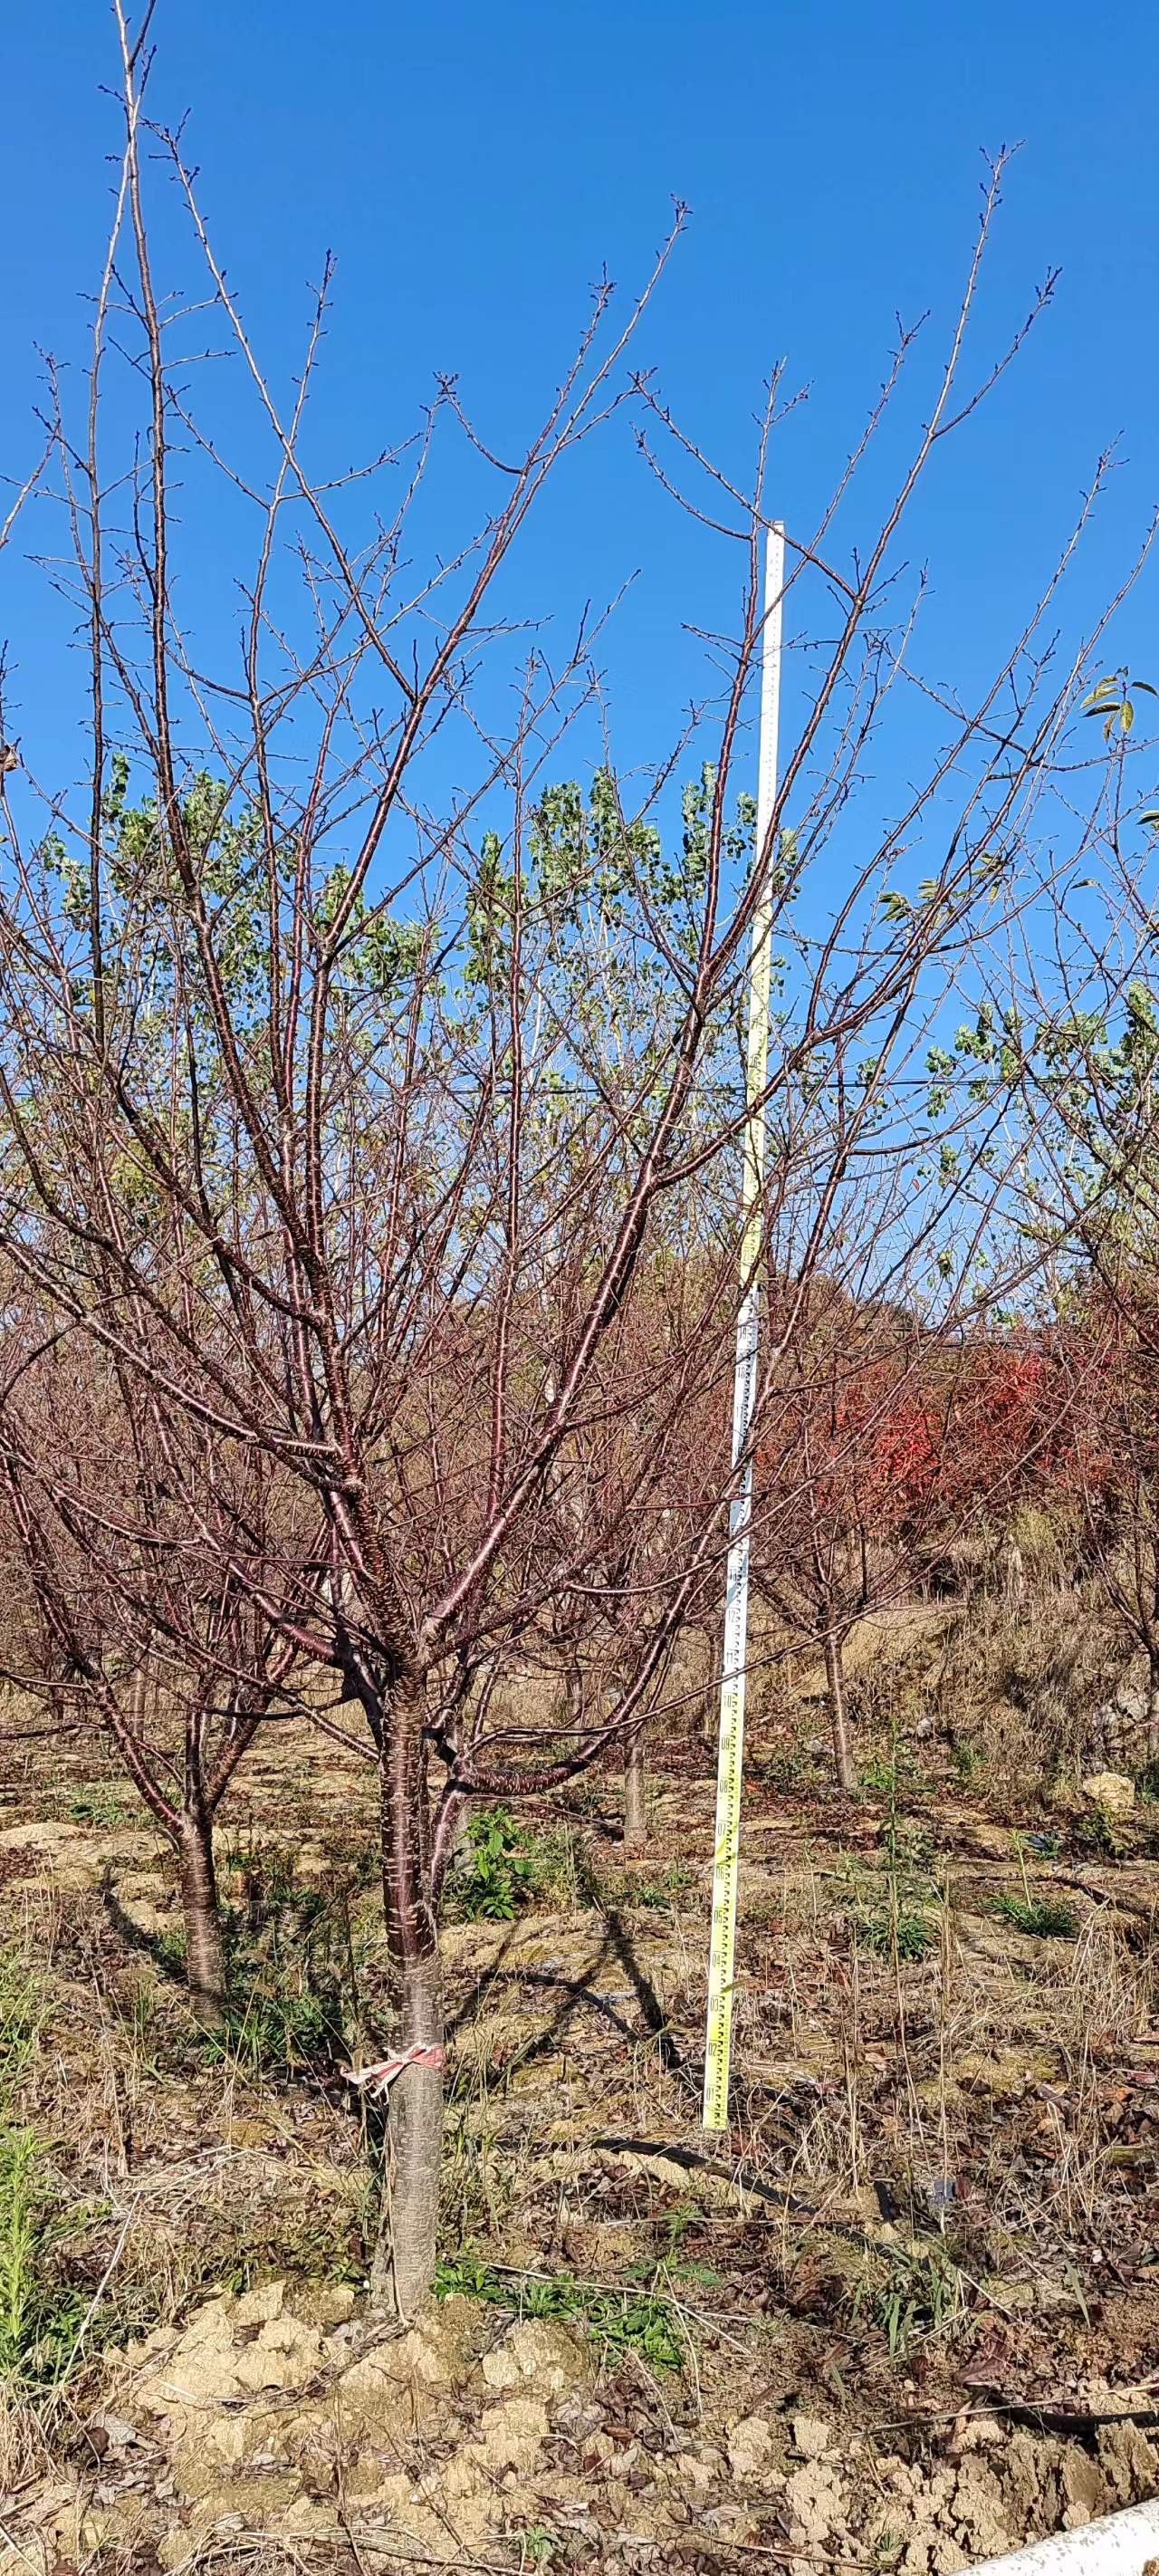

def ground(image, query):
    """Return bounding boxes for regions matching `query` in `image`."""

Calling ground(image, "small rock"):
[1097,2420,1159,2505]
[786,2458,844,2546]
[1081,1771,1135,1817]
[672,2450,714,2495]
[792,2415,832,2461]
[78,2494,151,2553]
[225,2115,276,2148]
[610,2148,694,2191]
[728,2415,774,2480]
[950,2463,1012,2558]
[233,2281,285,2328]
[89,2412,139,2451]
[1060,2448,1106,2527]
[474,2393,551,2471]
[980,2277,1036,2312]
[124,2323,177,2366]
[951,2417,1003,2455]
[232,2315,323,2392]
[480,2317,589,2398]
[297,2283,358,2328]
[556,2394,604,2438]
[961,1821,1016,1860]
[177,2297,236,2352]
[957,2049,1055,2099]
[143,2302,243,2411]
[158,2474,302,2566]
[335,2311,463,2422]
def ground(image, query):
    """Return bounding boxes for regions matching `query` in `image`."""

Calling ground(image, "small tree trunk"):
[370,1684,445,2321]
[1147,1647,1159,1757]
[998,1534,1026,1609]
[369,1947,445,2321]
[623,1734,647,1856]
[178,1808,225,2025]
[702,1629,723,1754]
[823,1631,857,1793]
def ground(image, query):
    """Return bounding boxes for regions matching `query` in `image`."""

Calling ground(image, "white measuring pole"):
[702,518,785,2134]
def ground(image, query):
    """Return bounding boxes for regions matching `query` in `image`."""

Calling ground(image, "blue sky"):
[1,1,1156,864]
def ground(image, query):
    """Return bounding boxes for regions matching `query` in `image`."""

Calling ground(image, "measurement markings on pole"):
[703,520,784,2135]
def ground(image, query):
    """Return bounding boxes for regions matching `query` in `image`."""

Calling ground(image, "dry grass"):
[0,2379,49,2495]
[934,1580,1127,1799]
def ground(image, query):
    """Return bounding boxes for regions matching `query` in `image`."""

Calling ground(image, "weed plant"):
[995,1892,1078,1938]
[195,1841,365,2075]
[847,1733,938,1958]
[435,2253,684,2369]
[993,1833,1077,1939]
[851,2242,967,2360]
[1071,1802,1124,1861]
[595,1861,692,1913]
[0,2133,88,2388]
[0,1946,91,2395]
[66,1784,132,1828]
[445,1806,581,1921]
[448,1807,539,1921]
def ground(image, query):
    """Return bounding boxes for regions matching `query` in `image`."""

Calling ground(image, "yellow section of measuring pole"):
[703,520,785,2135]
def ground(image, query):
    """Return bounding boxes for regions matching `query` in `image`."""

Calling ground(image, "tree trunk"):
[370,1684,445,2321]
[623,1733,647,1856]
[998,1533,1026,1609]
[370,1947,445,2321]
[1148,1648,1159,1758]
[178,1808,226,2025]
[823,1631,856,1793]
[701,1629,723,1754]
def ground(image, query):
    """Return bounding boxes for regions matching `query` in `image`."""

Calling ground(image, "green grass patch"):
[997,1834,1078,1941]
[844,1796,940,1963]
[757,1746,802,1791]
[435,2254,684,2370]
[0,1946,44,2101]
[0,2129,91,2392]
[994,1891,1077,1940]
[197,1984,345,2077]
[857,1907,936,1960]
[67,1783,134,1827]
[851,2243,967,2361]
[191,1839,369,2076]
[860,1747,924,1799]
[445,1807,582,1922]
[447,1806,539,1921]
[595,1860,692,1913]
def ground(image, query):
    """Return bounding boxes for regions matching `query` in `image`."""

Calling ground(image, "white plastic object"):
[972,2498,1159,2576]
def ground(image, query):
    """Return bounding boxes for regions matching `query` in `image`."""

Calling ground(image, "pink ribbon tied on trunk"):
[350,2043,445,2097]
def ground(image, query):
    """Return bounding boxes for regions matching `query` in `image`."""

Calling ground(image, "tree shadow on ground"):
[100,1865,187,1987]
[446,1899,690,2097]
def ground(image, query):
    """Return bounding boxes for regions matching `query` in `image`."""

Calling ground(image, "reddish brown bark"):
[824,1629,856,1794]
[179,1808,226,2025]
[623,1733,648,1855]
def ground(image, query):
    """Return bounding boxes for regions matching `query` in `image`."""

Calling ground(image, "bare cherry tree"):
[1055,1286,1159,1749]
[0,1296,306,2016]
